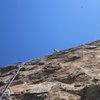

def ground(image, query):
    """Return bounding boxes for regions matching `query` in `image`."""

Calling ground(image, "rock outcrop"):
[0,40,100,100]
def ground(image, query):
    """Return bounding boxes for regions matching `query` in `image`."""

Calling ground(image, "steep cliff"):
[0,40,100,100]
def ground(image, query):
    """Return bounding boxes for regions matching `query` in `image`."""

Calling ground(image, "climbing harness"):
[0,62,25,100]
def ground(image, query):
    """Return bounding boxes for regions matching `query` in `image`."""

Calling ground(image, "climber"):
[54,49,60,53]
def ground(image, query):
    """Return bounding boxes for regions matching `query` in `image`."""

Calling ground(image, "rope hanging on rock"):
[0,63,25,100]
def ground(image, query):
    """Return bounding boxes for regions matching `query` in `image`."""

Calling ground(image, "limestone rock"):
[0,40,100,100]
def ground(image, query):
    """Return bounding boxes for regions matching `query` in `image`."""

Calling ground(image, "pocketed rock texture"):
[0,40,100,100]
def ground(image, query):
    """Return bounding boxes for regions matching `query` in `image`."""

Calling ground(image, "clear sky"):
[0,0,100,66]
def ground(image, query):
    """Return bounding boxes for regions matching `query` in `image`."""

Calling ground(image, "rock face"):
[0,40,100,100]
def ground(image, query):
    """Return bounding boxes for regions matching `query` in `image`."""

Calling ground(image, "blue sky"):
[0,0,100,66]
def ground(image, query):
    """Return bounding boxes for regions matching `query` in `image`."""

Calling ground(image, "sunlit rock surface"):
[0,40,100,100]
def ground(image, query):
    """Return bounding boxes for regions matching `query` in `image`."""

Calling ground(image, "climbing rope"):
[0,62,25,100]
